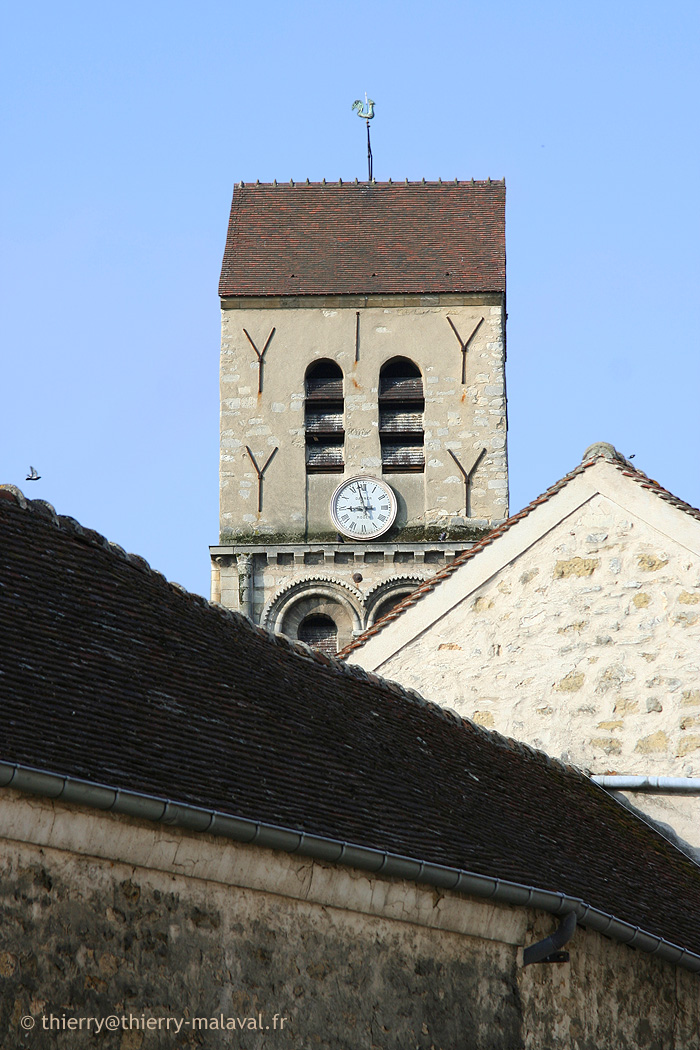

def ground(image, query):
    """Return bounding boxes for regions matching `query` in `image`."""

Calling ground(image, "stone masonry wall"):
[1,795,700,1049]
[219,296,507,544]
[0,841,517,1050]
[375,493,700,846]
[214,545,459,632]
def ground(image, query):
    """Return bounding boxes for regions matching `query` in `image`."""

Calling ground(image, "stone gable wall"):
[375,492,700,845]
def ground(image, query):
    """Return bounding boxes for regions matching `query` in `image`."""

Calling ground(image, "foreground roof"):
[219,180,506,298]
[341,443,700,660]
[2,482,700,965]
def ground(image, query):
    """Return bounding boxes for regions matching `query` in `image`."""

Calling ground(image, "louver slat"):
[379,410,424,434]
[306,411,344,433]
[306,444,344,471]
[381,445,425,471]
[379,377,424,400]
[306,377,344,399]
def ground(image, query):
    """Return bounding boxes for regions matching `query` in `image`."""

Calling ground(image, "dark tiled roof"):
[219,181,505,298]
[2,484,700,957]
[339,446,700,658]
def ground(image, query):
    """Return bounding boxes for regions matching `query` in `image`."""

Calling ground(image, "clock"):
[330,476,397,540]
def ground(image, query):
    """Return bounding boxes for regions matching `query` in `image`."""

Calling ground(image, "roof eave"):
[3,759,698,976]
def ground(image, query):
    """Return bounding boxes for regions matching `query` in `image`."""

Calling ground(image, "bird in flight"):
[26,466,41,481]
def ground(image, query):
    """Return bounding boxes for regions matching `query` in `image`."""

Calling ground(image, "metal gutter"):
[592,776,700,795]
[1,760,699,975]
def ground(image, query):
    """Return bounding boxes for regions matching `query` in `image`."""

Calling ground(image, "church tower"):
[210,179,507,652]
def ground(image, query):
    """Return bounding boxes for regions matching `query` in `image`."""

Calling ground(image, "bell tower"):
[210,179,507,652]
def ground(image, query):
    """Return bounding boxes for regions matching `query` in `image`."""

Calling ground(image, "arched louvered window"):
[305,360,344,473]
[379,358,425,473]
[298,613,338,654]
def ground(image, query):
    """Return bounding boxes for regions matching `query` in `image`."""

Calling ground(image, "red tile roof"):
[339,445,700,658]
[219,180,505,298]
[3,481,700,965]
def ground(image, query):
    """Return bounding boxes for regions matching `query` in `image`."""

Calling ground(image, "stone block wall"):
[218,295,507,545]
[1,793,699,1049]
[371,492,700,846]
[212,543,472,643]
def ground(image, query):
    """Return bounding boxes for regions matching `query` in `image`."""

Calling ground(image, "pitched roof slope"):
[219,180,505,298]
[2,483,700,958]
[340,443,700,659]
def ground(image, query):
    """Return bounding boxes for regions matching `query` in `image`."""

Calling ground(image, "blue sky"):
[2,0,698,596]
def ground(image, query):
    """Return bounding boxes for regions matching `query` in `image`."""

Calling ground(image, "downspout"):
[523,910,577,965]
[1,760,699,975]
[592,776,700,795]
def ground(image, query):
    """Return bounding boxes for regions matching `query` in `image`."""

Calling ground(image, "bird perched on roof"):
[26,466,41,481]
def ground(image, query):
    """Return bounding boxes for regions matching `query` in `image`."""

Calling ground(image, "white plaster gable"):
[347,455,700,848]
[348,457,700,672]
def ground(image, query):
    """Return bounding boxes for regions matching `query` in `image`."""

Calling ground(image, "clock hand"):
[353,483,371,515]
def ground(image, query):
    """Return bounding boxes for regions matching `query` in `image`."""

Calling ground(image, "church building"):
[3,172,700,1047]
[210,179,508,650]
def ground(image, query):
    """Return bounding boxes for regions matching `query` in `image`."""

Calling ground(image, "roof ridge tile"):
[57,514,86,537]
[26,498,59,524]
[124,552,151,573]
[234,178,502,187]
[108,540,130,561]
[0,485,27,509]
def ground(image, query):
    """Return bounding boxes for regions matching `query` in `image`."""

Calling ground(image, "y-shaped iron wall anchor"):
[245,446,278,513]
[448,447,486,517]
[446,316,485,384]
[243,328,276,394]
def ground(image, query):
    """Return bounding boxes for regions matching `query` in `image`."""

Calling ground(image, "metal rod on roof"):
[352,95,375,181]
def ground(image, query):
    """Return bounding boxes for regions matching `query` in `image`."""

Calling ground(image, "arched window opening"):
[379,358,424,473]
[370,588,416,626]
[305,360,344,473]
[297,613,338,654]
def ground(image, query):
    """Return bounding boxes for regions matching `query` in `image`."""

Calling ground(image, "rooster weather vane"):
[352,94,375,181]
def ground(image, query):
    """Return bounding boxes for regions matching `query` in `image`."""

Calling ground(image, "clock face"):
[330,476,397,540]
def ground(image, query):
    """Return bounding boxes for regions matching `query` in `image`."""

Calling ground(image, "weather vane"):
[352,94,375,181]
